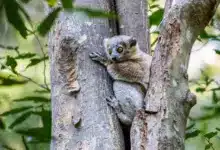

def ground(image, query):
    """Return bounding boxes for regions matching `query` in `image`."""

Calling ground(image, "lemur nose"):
[112,57,117,61]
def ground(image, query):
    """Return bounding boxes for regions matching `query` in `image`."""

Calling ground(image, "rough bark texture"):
[49,0,125,149]
[164,0,173,17]
[115,0,150,53]
[131,0,220,149]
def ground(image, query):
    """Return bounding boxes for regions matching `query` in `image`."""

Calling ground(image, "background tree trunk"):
[115,0,150,53]
[131,0,220,149]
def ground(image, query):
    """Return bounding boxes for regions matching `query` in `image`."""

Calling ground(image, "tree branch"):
[27,29,50,91]
[131,0,220,149]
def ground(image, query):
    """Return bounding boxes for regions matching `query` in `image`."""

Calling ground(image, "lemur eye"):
[117,47,123,53]
[109,49,112,55]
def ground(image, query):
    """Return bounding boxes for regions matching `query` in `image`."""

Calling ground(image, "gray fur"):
[90,35,151,125]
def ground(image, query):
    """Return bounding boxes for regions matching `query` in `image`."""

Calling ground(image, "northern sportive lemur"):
[89,35,152,125]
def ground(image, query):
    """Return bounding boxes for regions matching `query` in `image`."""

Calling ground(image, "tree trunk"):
[131,0,220,149]
[49,0,124,149]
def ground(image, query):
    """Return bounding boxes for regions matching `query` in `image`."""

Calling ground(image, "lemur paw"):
[106,96,119,108]
[89,52,105,62]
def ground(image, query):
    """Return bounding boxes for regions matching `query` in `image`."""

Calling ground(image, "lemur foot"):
[106,96,119,109]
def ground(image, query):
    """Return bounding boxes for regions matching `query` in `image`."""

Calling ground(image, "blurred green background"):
[0,0,220,150]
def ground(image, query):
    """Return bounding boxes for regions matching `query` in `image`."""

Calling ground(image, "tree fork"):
[131,0,220,149]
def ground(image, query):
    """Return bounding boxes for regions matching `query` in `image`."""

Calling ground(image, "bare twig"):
[33,33,49,90]
[204,137,215,150]
[151,37,158,48]
[191,41,208,52]
[26,29,49,91]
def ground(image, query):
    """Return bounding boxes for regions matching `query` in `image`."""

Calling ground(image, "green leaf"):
[61,0,72,9]
[199,30,210,39]
[32,111,51,128]
[9,111,32,129]
[149,9,164,26]
[46,0,57,7]
[196,87,206,93]
[15,53,36,59]
[215,49,220,55]
[0,74,28,86]
[0,106,33,116]
[34,89,50,93]
[212,91,219,104]
[5,56,17,74]
[26,57,48,69]
[13,96,50,103]
[1,145,15,150]
[199,30,219,40]
[210,87,220,91]
[22,136,29,150]
[204,132,218,139]
[73,6,117,18]
[150,4,160,9]
[186,122,195,130]
[37,7,61,36]
[3,0,28,38]
[203,104,220,110]
[15,127,51,141]
[0,119,5,129]
[17,2,32,24]
[185,129,200,139]
[0,44,19,51]
[19,0,31,3]
[216,127,220,132]
[205,143,212,150]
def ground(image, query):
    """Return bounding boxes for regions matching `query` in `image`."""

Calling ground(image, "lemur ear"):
[129,37,137,47]
[103,38,109,49]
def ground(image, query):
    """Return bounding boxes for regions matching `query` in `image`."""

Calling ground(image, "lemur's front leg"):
[89,52,110,66]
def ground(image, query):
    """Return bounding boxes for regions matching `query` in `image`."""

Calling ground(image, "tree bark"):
[115,0,150,53]
[131,0,220,149]
[164,0,173,17]
[49,0,125,149]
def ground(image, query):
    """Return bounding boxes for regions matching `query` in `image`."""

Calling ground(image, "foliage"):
[37,7,61,36]
[1,0,117,39]
[0,46,51,149]
[186,71,220,149]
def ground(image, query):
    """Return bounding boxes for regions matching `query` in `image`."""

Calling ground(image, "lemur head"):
[103,35,139,62]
